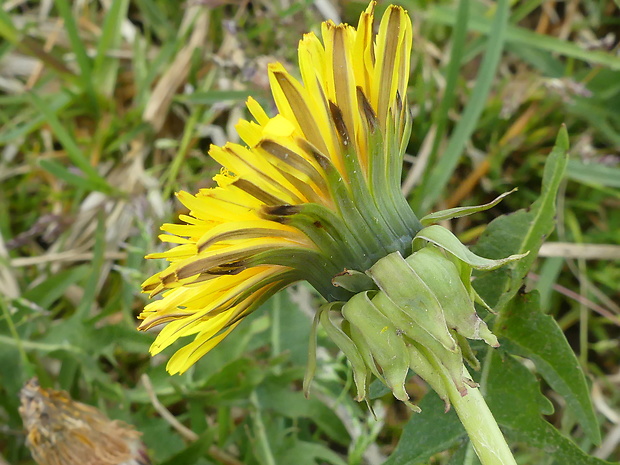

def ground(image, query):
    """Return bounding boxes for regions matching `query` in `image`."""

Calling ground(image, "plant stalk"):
[445,367,517,465]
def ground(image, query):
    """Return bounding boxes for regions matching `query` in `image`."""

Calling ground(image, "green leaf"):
[566,159,620,189]
[507,42,565,77]
[473,126,569,311]
[0,9,76,81]
[81,324,152,357]
[384,391,465,465]
[426,0,470,184]
[158,430,215,465]
[498,291,601,445]
[256,382,350,446]
[368,378,391,399]
[0,333,84,356]
[0,92,72,144]
[202,358,264,404]
[140,416,186,462]
[22,265,89,308]
[270,289,312,366]
[73,214,106,320]
[487,351,614,465]
[0,8,19,43]
[276,440,348,465]
[386,293,605,465]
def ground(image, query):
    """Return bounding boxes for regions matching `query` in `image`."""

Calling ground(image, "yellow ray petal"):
[196,219,310,252]
[268,63,330,157]
[246,96,269,126]
[210,143,306,204]
[166,321,242,374]
[327,24,360,146]
[372,5,411,127]
[236,119,264,148]
[353,2,375,94]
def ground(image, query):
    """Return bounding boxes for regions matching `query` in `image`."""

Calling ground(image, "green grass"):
[1,1,619,464]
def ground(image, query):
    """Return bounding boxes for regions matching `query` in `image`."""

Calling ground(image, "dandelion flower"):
[139,2,523,403]
[141,4,526,463]
[139,2,422,374]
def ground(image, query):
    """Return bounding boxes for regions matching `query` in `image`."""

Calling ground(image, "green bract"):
[306,193,527,411]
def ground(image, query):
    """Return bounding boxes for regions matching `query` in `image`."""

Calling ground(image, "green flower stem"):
[444,366,517,465]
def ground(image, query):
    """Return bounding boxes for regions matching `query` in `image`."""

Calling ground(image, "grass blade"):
[38,159,108,193]
[426,4,620,70]
[54,0,98,111]
[93,0,130,96]
[28,93,111,193]
[416,0,510,213]
[427,0,470,176]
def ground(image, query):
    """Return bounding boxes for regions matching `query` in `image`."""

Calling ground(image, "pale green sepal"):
[366,251,458,353]
[342,310,421,412]
[371,290,468,395]
[406,248,499,348]
[345,321,384,383]
[303,305,322,398]
[371,291,455,355]
[332,269,376,293]
[456,333,481,371]
[420,338,475,397]
[413,224,529,270]
[447,253,497,315]
[407,341,450,410]
[419,330,471,396]
[420,189,517,226]
[342,291,411,404]
[342,322,378,417]
[370,291,448,354]
[318,303,369,402]
[369,288,472,397]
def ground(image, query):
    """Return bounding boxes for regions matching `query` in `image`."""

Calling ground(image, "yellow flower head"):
[139,2,422,375]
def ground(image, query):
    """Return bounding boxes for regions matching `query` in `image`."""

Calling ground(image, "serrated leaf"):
[487,351,614,465]
[497,291,601,444]
[383,391,465,465]
[473,126,569,311]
